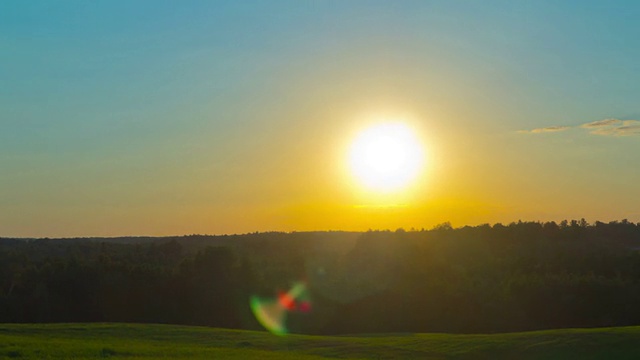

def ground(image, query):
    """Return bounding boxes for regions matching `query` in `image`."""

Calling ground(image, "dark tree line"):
[2,220,640,334]
[0,240,251,328]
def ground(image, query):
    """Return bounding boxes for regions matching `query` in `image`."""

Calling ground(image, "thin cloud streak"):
[520,119,640,137]
[518,126,570,134]
[580,119,622,128]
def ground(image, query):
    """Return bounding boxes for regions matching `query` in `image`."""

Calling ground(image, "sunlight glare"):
[349,122,424,192]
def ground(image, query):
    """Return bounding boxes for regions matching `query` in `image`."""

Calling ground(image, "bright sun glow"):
[349,122,424,192]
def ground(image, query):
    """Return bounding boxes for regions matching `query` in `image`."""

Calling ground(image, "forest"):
[2,219,640,335]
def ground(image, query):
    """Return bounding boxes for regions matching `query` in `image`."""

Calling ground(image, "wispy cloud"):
[520,119,640,137]
[580,119,622,128]
[519,126,571,134]
[589,120,640,136]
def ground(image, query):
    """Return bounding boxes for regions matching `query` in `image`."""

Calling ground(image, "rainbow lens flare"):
[250,281,311,335]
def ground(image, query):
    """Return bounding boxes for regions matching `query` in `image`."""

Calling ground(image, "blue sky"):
[2,1,640,236]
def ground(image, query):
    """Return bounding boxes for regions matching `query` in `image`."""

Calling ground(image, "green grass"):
[1,323,639,359]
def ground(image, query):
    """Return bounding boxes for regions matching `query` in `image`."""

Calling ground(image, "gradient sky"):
[2,1,640,237]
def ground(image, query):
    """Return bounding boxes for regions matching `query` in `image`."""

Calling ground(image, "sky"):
[2,1,640,237]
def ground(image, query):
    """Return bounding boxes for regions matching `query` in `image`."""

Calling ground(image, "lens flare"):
[250,282,311,335]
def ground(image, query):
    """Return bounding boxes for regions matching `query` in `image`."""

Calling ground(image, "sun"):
[348,122,424,192]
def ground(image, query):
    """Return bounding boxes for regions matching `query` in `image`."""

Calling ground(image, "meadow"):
[1,323,640,359]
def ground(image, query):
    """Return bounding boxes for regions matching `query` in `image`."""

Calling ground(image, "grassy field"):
[1,323,639,359]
